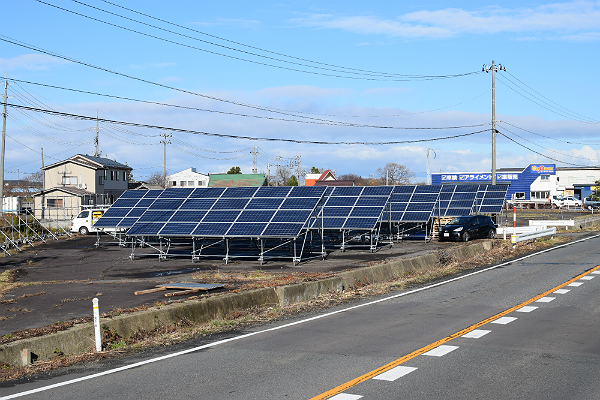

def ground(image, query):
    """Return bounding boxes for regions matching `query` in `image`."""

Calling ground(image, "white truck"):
[550,195,582,209]
[70,207,109,235]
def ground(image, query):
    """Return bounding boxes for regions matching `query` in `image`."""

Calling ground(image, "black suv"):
[439,215,497,242]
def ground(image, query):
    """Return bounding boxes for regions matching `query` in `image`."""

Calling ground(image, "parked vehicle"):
[71,208,106,235]
[439,215,497,242]
[550,195,582,208]
[584,200,600,210]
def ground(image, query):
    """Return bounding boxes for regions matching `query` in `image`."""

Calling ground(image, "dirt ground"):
[0,208,592,339]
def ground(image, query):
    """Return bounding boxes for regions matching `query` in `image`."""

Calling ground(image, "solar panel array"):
[310,186,393,230]
[386,185,442,223]
[93,189,163,229]
[118,186,326,238]
[474,184,509,214]
[94,184,509,239]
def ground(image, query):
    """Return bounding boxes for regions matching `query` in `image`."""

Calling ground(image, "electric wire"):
[0,36,490,127]
[498,125,598,162]
[497,75,599,124]
[505,71,598,123]
[7,78,489,130]
[170,143,251,160]
[7,103,489,145]
[8,114,94,146]
[498,130,591,167]
[98,0,475,80]
[498,120,600,146]
[49,0,482,81]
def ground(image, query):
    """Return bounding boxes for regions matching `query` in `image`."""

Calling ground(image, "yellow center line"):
[310,264,600,400]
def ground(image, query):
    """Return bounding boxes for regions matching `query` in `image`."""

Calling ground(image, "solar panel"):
[385,185,441,222]
[125,185,327,239]
[437,185,478,217]
[473,184,509,214]
[311,186,393,230]
[94,189,162,229]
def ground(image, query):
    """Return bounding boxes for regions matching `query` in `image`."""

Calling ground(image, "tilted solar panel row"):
[96,186,327,238]
[310,185,393,230]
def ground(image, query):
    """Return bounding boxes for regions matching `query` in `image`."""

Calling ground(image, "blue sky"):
[2,0,599,183]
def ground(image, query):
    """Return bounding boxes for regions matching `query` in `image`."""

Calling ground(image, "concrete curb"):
[0,240,493,366]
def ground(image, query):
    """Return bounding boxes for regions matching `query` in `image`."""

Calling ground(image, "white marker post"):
[93,298,102,352]
[511,206,517,248]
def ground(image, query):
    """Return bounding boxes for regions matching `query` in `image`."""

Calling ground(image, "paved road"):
[2,234,599,399]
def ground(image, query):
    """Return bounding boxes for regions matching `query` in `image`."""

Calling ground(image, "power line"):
[504,71,598,123]
[498,125,597,162]
[7,103,489,145]
[9,77,489,130]
[497,75,599,124]
[498,130,592,167]
[98,0,477,80]
[498,120,600,146]
[42,0,481,81]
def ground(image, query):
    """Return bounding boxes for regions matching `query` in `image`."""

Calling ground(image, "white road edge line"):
[4,233,600,399]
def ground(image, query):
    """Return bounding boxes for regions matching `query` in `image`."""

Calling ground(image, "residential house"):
[33,154,132,222]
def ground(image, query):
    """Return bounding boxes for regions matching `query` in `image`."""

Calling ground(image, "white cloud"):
[293,2,600,40]
[0,54,66,71]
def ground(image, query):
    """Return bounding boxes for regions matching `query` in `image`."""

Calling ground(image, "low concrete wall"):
[574,214,600,230]
[0,242,493,366]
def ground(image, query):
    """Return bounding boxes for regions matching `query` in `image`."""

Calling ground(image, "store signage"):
[530,165,555,174]
[441,174,518,182]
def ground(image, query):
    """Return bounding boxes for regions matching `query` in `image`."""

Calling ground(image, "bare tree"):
[147,171,167,188]
[376,163,415,185]
[277,166,292,186]
[338,173,370,186]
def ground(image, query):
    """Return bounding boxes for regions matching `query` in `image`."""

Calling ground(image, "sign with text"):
[530,165,555,174]
[441,173,518,182]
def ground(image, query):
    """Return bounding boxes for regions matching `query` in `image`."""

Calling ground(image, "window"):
[123,171,127,181]
[198,181,205,186]
[171,181,177,187]
[110,171,115,181]
[514,192,525,199]
[62,176,77,185]
[587,176,596,182]
[47,199,63,208]
[180,181,186,186]
[188,181,194,186]
[540,175,550,181]
[99,176,104,185]
[116,171,119,181]
[530,191,549,200]
[569,176,577,182]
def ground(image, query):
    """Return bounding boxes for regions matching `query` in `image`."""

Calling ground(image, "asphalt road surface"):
[2,234,600,400]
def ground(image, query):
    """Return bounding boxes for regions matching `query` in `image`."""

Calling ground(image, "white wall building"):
[167,168,209,188]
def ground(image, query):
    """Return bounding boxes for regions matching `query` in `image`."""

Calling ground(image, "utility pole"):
[426,146,436,185]
[483,61,506,185]
[0,76,8,201]
[251,146,258,173]
[275,156,281,187]
[160,131,171,188]
[295,155,301,184]
[93,110,102,157]
[267,163,271,186]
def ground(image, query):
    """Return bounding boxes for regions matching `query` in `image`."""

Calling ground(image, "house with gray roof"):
[33,154,133,222]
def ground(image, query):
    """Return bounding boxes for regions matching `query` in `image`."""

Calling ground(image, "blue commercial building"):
[432,164,600,202]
